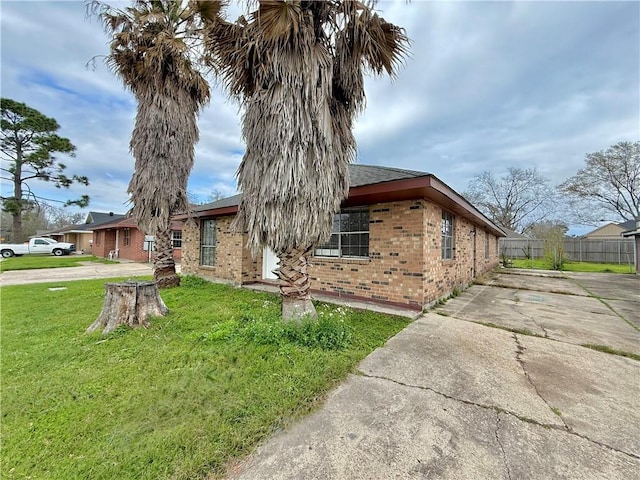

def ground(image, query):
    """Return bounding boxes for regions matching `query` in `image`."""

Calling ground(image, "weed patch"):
[581,344,640,361]
[242,306,354,350]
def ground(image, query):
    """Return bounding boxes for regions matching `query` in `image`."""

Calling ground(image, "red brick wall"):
[116,229,150,262]
[93,228,182,263]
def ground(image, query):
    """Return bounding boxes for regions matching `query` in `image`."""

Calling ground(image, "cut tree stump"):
[86,281,168,335]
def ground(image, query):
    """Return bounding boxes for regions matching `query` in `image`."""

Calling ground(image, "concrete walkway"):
[0,261,155,286]
[227,270,640,479]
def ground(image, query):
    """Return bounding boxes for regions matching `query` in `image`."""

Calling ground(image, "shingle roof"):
[618,219,637,231]
[194,194,242,212]
[38,211,127,236]
[86,211,126,226]
[193,165,429,212]
[348,164,429,187]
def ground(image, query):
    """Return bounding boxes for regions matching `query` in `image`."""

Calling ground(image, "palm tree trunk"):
[153,228,180,288]
[276,246,317,322]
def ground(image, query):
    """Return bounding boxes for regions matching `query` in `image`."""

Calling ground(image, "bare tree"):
[465,168,558,234]
[560,141,639,223]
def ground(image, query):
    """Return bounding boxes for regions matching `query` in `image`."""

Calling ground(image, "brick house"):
[40,211,126,254]
[92,217,183,262]
[176,164,504,310]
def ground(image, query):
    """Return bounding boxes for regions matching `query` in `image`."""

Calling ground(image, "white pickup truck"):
[0,237,76,258]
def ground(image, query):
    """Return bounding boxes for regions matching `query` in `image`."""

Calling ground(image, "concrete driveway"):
[228,269,640,479]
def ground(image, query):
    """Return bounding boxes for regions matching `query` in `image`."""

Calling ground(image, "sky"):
[1,1,638,236]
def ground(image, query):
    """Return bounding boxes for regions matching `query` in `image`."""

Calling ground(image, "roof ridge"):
[350,163,429,176]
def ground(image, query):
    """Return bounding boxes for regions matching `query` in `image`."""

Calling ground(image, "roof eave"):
[345,176,505,237]
[176,176,504,237]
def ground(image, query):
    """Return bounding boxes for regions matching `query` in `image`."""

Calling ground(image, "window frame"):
[123,228,131,247]
[171,230,183,249]
[315,207,370,259]
[441,210,454,260]
[200,219,216,267]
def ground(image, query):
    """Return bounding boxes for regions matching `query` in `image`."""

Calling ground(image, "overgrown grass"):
[1,275,409,479]
[510,259,633,274]
[0,254,116,272]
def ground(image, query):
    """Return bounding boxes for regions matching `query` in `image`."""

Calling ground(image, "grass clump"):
[1,276,409,479]
[0,254,116,272]
[581,344,640,361]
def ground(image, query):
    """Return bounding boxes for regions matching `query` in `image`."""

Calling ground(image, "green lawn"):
[1,276,410,479]
[0,255,116,272]
[509,258,634,274]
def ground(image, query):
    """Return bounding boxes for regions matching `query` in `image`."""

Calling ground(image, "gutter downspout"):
[471,228,477,279]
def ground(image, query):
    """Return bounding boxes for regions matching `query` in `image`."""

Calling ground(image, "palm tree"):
[90,0,221,287]
[205,0,409,320]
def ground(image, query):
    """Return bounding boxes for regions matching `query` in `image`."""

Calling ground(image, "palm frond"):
[92,0,215,233]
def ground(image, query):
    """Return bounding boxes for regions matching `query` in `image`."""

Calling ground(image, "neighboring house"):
[583,220,636,239]
[40,211,126,253]
[622,220,640,274]
[175,164,504,310]
[499,227,526,239]
[92,217,183,262]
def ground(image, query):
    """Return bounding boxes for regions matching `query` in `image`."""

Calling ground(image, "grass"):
[1,276,410,479]
[509,258,633,274]
[0,255,117,272]
[581,344,640,361]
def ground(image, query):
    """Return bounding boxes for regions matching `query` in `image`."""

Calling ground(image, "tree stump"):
[86,281,168,335]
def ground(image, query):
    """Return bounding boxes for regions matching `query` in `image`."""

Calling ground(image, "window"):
[171,230,182,248]
[315,208,369,258]
[34,239,48,245]
[123,228,131,246]
[441,211,454,260]
[200,220,216,266]
[95,231,101,246]
[485,231,489,259]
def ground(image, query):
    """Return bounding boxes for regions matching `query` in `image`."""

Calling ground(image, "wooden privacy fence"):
[499,238,635,264]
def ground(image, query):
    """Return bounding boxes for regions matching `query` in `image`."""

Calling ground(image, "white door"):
[262,248,279,280]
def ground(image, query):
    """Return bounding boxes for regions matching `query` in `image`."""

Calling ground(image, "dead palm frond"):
[89,0,217,234]
[205,0,409,255]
